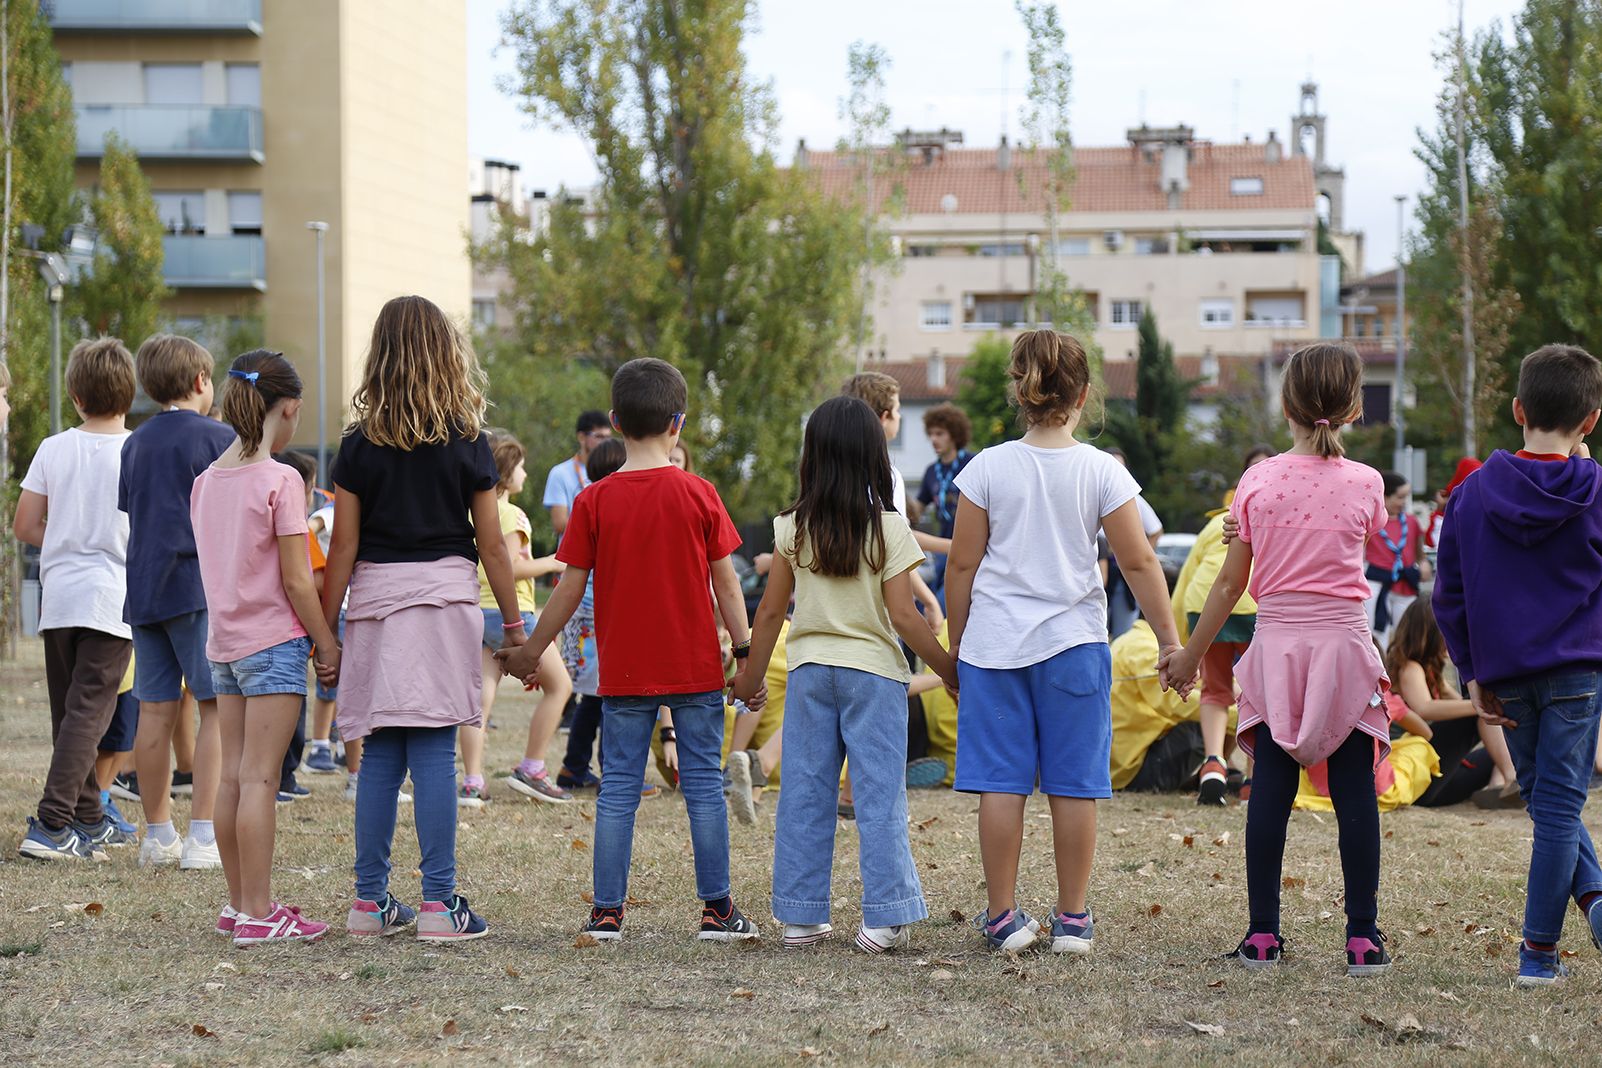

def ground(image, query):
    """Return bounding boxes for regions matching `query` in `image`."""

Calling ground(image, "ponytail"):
[1280,342,1362,459]
[221,349,302,455]
[1009,330,1091,428]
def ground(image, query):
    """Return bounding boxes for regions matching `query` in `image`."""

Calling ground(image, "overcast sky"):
[467,0,1525,274]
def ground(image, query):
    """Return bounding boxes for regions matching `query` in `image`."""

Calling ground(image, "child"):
[14,338,139,859]
[321,295,524,942]
[1432,344,1602,987]
[1162,341,1392,977]
[120,334,237,869]
[498,357,764,943]
[1364,470,1430,649]
[460,432,570,806]
[945,331,1179,954]
[669,441,693,471]
[191,350,340,944]
[737,396,957,950]
[913,402,974,601]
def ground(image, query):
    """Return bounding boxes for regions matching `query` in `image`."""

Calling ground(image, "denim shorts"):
[210,635,313,699]
[482,609,536,651]
[131,609,216,703]
[314,614,346,702]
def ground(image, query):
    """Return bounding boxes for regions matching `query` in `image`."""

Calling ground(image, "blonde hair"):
[136,334,213,404]
[0,359,11,389]
[491,433,526,488]
[350,295,486,449]
[1010,330,1090,427]
[65,337,136,416]
[840,371,900,418]
[1281,342,1363,458]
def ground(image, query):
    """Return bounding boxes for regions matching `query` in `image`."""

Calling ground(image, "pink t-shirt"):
[1232,453,1386,602]
[190,459,310,663]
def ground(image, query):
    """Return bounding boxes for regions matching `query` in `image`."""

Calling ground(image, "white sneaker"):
[783,922,833,948]
[138,833,182,868]
[855,924,911,953]
[180,835,222,870]
[344,781,412,804]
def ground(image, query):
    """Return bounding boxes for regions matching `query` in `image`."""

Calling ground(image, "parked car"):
[1155,532,1198,571]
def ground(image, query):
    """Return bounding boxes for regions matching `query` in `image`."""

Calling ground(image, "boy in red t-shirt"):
[499,357,765,943]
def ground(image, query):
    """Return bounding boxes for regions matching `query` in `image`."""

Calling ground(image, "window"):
[977,242,1026,257]
[920,301,952,330]
[1199,299,1234,328]
[227,191,262,235]
[1134,236,1170,255]
[1360,383,1392,426]
[143,63,204,105]
[906,244,937,258]
[1354,318,1367,337]
[472,299,497,329]
[60,63,72,89]
[1373,316,1387,337]
[966,294,1027,327]
[1109,299,1143,327]
[153,191,206,235]
[1056,237,1091,256]
[225,64,261,108]
[1230,176,1264,196]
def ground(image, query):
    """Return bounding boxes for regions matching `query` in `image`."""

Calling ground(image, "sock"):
[704,896,733,918]
[1526,938,1557,953]
[310,739,331,753]
[1058,909,1089,921]
[464,775,485,790]
[149,820,178,846]
[518,758,545,779]
[1580,891,1602,915]
[189,819,216,845]
[347,772,359,785]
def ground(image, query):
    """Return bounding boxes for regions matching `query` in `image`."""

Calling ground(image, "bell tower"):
[1291,81,1345,233]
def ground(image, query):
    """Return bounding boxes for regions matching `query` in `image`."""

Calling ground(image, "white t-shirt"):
[954,440,1138,669]
[20,427,132,638]
[890,466,909,520]
[1135,495,1162,537]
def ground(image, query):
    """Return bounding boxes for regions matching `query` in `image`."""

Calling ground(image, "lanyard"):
[572,455,590,489]
[1379,516,1408,581]
[932,450,968,524]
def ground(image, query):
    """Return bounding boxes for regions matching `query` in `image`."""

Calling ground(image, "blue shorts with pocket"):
[954,642,1113,798]
[210,635,313,699]
[131,610,216,703]
[97,688,140,752]
[482,609,536,651]
[314,614,346,702]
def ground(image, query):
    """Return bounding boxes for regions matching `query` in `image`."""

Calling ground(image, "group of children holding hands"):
[10,297,1602,988]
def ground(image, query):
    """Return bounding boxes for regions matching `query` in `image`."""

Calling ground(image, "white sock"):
[189,819,216,845]
[347,772,359,785]
[149,820,179,846]
[310,739,331,752]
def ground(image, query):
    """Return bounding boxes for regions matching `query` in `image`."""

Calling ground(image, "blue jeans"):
[595,691,729,908]
[354,725,458,903]
[773,664,927,928]
[1493,670,1602,944]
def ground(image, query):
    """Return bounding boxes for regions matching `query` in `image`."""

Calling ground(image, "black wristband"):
[659,727,676,744]
[732,641,751,660]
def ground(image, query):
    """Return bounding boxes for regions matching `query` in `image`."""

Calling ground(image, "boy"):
[499,358,764,942]
[13,338,140,859]
[1433,343,1602,988]
[119,334,235,868]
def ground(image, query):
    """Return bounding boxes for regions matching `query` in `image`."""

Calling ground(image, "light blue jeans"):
[595,691,730,908]
[355,725,458,903]
[772,664,928,929]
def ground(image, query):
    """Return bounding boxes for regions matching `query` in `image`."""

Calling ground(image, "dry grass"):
[3,642,1602,1067]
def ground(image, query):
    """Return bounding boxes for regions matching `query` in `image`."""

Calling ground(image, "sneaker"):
[1197,756,1228,806]
[283,783,311,798]
[905,757,947,789]
[170,771,194,798]
[1050,909,1095,955]
[557,767,601,791]
[855,924,910,953]
[974,907,1039,952]
[109,772,140,802]
[344,781,412,804]
[275,790,298,804]
[457,781,490,809]
[180,834,222,870]
[216,903,241,937]
[18,818,105,861]
[1238,777,1253,804]
[726,751,757,825]
[640,782,661,799]
[1346,931,1392,976]
[1586,896,1602,952]
[1229,931,1284,970]
[783,922,833,948]
[138,833,182,868]
[505,768,573,804]
[837,802,856,821]
[347,893,417,937]
[417,894,489,941]
[302,746,338,774]
[102,795,138,837]
[1517,943,1569,987]
[584,906,625,943]
[75,815,137,850]
[232,903,328,946]
[698,901,761,942]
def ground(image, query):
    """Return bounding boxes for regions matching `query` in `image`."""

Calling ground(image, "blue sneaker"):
[18,817,105,861]
[1050,909,1095,954]
[1517,943,1569,987]
[75,815,137,850]
[418,894,489,941]
[973,907,1040,951]
[1585,897,1602,953]
[905,757,947,789]
[101,793,138,836]
[302,746,338,774]
[348,892,418,937]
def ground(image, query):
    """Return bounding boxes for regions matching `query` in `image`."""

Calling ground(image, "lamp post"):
[27,250,69,435]
[1393,195,1406,465]
[306,221,329,485]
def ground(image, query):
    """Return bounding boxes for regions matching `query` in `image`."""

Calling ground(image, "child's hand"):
[1221,513,1240,544]
[314,643,341,686]
[1158,645,1198,699]
[937,663,959,695]
[1468,680,1514,728]
[730,666,759,705]
[499,621,527,649]
[494,640,545,686]
[662,738,679,774]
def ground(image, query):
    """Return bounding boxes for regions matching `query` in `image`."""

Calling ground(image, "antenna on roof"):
[1138,88,1147,125]
[1231,79,1240,141]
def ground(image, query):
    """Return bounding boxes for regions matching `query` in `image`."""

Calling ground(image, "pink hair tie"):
[1315,418,1331,427]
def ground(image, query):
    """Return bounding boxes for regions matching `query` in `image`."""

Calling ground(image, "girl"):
[945,331,1179,954]
[1364,470,1430,648]
[321,295,527,942]
[669,441,694,472]
[191,350,340,945]
[1162,341,1393,977]
[736,396,957,953]
[460,432,570,806]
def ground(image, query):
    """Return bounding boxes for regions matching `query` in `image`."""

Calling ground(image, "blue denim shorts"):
[132,609,216,703]
[314,614,346,702]
[210,635,313,699]
[482,609,535,651]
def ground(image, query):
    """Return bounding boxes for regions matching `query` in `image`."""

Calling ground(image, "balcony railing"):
[76,105,263,163]
[162,235,265,291]
[45,0,263,35]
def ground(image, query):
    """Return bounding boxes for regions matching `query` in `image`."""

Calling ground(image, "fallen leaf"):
[191,1024,217,1039]
[498,1005,529,1013]
[867,1021,889,1036]
[1282,877,1305,890]
[917,816,939,830]
[730,988,756,999]
[1207,979,1225,989]
[1396,1014,1424,1037]
[1212,831,1231,846]
[1560,949,1579,959]
[1431,901,1450,908]
[213,962,237,973]
[1437,990,1462,1003]
[580,891,595,904]
[360,1013,379,1024]
[441,1019,460,1037]
[1184,1021,1224,1036]
[202,982,224,992]
[1416,926,1436,936]
[570,838,588,850]
[1146,903,1163,918]
[573,933,599,948]
[338,971,353,981]
[580,808,594,821]
[1485,942,1503,957]
[1135,862,1157,877]
[1182,835,1195,848]
[1287,1018,1300,1027]
[505,966,522,979]
[1112,827,1129,837]
[948,909,967,925]
[1426,840,1440,847]
[1384,830,1394,839]
[625,895,652,907]
[933,957,962,967]
[1211,872,1224,882]
[1318,910,1333,921]
[1360,1012,1387,1032]
[799,1048,821,1059]
[930,969,955,981]
[83,902,104,916]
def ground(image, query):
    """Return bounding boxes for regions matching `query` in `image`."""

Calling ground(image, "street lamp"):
[1394,194,1407,473]
[306,221,329,486]
[31,251,69,436]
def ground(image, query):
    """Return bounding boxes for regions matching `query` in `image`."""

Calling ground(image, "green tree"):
[838,40,900,368]
[75,133,170,346]
[1105,308,1191,496]
[492,0,871,519]
[955,334,1018,447]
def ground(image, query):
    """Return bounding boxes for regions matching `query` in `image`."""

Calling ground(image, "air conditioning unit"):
[1103,229,1125,250]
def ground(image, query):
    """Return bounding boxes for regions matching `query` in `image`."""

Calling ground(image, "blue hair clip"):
[229,369,259,385]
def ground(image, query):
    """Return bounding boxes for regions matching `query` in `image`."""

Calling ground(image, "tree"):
[75,133,170,346]
[955,334,1018,448]
[493,0,871,519]
[838,40,900,369]
[1104,308,1191,497]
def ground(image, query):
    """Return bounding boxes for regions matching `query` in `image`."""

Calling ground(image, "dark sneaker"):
[698,901,761,942]
[504,768,573,804]
[1516,943,1569,987]
[170,771,194,798]
[1347,931,1391,977]
[905,757,947,789]
[347,892,417,937]
[1197,756,1228,806]
[1050,909,1095,955]
[837,802,856,821]
[109,772,139,802]
[283,782,310,797]
[1229,931,1284,970]
[275,790,298,804]
[19,817,106,861]
[75,815,137,850]
[302,746,338,774]
[101,795,138,837]
[584,906,624,942]
[973,907,1039,952]
[1586,897,1602,952]
[557,767,601,791]
[417,895,489,941]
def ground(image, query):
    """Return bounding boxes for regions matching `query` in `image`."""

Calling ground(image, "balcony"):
[76,105,263,163]
[45,0,263,35]
[162,235,265,291]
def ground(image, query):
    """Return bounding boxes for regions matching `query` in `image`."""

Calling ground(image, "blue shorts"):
[954,642,1113,798]
[210,636,313,699]
[98,689,139,753]
[314,614,346,702]
[482,609,535,651]
[131,610,216,703]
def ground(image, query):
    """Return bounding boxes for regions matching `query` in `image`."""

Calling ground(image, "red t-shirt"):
[1364,514,1424,596]
[557,465,742,696]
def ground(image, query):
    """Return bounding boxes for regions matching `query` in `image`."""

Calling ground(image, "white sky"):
[466,0,1525,274]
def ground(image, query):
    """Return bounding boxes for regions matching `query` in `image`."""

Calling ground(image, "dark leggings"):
[1247,727,1380,939]
[563,694,604,775]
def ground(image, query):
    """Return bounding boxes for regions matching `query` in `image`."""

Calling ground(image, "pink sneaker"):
[232,903,328,946]
[215,903,241,937]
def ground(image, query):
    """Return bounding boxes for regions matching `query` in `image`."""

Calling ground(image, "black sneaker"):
[1227,931,1284,971]
[584,906,624,942]
[109,772,139,802]
[557,767,601,791]
[1347,930,1392,977]
[170,771,194,797]
[1197,756,1228,806]
[698,900,761,942]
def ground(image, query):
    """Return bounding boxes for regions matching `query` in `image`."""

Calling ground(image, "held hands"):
[1220,513,1240,545]
[493,638,546,687]
[313,642,341,687]
[729,666,768,712]
[1468,680,1514,728]
[1156,643,1199,700]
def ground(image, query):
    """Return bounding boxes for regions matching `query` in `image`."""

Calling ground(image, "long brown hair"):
[350,295,487,449]
[221,349,301,456]
[783,396,893,578]
[1385,599,1446,699]
[1280,342,1363,458]
[1010,330,1090,427]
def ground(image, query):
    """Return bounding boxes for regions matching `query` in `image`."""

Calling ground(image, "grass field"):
[3,642,1602,1067]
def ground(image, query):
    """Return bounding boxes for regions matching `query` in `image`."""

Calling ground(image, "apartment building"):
[467,161,596,338]
[48,0,470,449]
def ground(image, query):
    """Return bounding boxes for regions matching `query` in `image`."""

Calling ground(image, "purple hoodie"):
[1433,450,1602,688]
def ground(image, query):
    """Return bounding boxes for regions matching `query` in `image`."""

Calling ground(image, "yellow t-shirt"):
[775,510,926,683]
[477,497,537,613]
[1109,619,1236,789]
[1172,510,1257,644]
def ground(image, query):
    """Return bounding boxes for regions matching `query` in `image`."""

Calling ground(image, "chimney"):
[794,138,809,170]
[928,351,946,391]
[1265,129,1282,164]
[1201,347,1219,387]
[997,134,1011,172]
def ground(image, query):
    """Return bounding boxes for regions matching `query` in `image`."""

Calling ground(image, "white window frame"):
[227,190,262,234]
[225,63,261,108]
[1230,176,1265,196]
[1109,299,1143,328]
[1199,298,1234,328]
[1056,237,1091,256]
[920,300,953,331]
[143,63,204,105]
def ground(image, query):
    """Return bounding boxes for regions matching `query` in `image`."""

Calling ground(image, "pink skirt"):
[1234,592,1390,769]
[336,558,484,741]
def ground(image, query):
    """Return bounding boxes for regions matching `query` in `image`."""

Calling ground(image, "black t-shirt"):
[330,425,497,564]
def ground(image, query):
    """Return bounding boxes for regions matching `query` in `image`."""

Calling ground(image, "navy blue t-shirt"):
[331,425,497,564]
[118,409,237,626]
[916,449,973,539]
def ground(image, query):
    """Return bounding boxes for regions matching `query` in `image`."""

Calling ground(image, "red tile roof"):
[874,353,1268,404]
[1270,339,1397,366]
